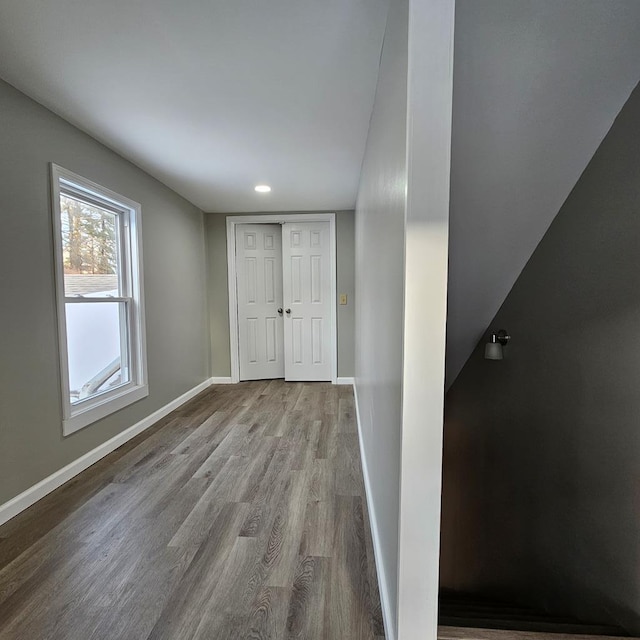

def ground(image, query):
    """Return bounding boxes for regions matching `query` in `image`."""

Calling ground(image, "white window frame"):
[50,164,148,436]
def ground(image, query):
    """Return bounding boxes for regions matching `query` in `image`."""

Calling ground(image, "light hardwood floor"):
[0,381,385,640]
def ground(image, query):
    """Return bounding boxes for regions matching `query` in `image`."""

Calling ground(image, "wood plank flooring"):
[0,381,385,640]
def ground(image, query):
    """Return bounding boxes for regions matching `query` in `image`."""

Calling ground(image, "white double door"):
[236,221,332,381]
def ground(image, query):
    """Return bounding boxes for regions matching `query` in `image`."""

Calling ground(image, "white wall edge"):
[353,381,396,640]
[209,377,235,384]
[0,377,214,528]
[336,376,355,385]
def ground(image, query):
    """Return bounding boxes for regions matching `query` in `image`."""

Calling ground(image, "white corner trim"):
[0,378,213,528]
[209,376,235,384]
[336,376,355,385]
[353,382,396,640]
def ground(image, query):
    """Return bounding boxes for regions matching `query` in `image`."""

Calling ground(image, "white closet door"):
[282,221,332,381]
[236,224,284,380]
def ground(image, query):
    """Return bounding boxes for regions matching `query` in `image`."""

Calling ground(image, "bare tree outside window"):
[60,195,120,297]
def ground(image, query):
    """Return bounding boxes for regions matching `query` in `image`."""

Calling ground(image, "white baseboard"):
[353,382,396,640]
[212,376,351,385]
[0,378,214,528]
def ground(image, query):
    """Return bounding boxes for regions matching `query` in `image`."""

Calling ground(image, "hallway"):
[0,381,384,639]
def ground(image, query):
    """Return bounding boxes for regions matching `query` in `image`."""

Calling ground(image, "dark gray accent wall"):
[205,210,355,378]
[446,0,640,389]
[0,79,209,506]
[441,81,640,633]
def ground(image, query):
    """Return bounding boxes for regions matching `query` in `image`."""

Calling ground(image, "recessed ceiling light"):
[255,184,271,193]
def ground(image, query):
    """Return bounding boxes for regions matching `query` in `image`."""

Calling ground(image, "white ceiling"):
[0,0,389,212]
[447,0,640,386]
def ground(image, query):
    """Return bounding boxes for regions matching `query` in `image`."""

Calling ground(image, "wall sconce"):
[484,329,511,360]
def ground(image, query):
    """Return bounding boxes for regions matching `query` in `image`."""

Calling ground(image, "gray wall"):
[446,0,640,388]
[205,210,355,378]
[441,81,640,633]
[0,79,209,506]
[354,0,408,632]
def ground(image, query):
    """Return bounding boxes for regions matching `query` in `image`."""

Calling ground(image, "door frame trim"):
[225,213,338,384]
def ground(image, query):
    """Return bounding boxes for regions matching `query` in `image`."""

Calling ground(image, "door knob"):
[285,308,291,315]
[277,308,283,315]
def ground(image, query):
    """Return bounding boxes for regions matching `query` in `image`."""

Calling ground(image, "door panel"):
[282,221,332,381]
[236,224,284,380]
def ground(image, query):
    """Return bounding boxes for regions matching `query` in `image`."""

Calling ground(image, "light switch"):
[339,294,348,305]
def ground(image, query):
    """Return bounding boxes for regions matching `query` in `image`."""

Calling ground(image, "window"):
[51,165,148,435]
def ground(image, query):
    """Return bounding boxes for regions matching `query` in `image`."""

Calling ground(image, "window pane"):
[60,194,121,297]
[65,302,130,404]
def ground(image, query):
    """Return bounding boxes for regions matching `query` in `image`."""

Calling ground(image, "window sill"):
[63,384,149,436]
